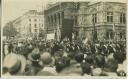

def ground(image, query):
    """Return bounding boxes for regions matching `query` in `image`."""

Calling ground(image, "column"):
[51,15,53,28]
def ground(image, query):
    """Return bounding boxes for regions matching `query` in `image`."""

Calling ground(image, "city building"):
[44,2,126,41]
[12,10,44,39]
[44,2,78,41]
[77,2,126,41]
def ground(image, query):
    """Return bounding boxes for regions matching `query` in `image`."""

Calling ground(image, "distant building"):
[77,2,126,41]
[12,10,44,39]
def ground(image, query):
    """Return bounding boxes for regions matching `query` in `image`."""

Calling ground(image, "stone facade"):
[44,2,78,41]
[13,10,44,38]
[77,2,126,41]
[44,2,126,41]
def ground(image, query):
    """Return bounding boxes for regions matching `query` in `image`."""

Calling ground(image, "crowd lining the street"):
[2,38,126,76]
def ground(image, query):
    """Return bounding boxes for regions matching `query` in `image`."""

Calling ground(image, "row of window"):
[29,27,38,33]
[106,31,125,39]
[29,19,42,22]
[29,24,43,27]
[92,12,126,24]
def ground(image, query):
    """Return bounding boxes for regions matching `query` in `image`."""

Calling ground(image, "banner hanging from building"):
[60,19,73,42]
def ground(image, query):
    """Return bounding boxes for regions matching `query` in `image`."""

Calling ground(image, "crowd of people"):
[2,38,126,76]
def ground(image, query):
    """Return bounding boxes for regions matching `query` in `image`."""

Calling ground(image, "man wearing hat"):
[3,53,26,76]
[37,52,57,76]
[27,48,42,75]
[102,58,118,76]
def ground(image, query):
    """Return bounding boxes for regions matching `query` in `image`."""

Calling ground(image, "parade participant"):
[85,54,94,65]
[3,53,26,76]
[113,50,126,64]
[81,61,91,76]
[103,58,118,76]
[94,54,105,68]
[55,56,70,73]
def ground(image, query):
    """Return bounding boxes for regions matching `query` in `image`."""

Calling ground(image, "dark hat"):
[104,58,118,72]
[85,54,94,65]
[81,62,91,75]
[113,51,126,64]
[28,48,40,62]
[75,53,84,63]
[95,54,105,68]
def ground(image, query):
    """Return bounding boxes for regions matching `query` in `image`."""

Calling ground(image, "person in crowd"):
[3,53,26,76]
[26,48,42,75]
[103,58,118,76]
[81,61,91,76]
[37,52,57,76]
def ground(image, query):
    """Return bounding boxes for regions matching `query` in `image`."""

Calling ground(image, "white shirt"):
[42,66,57,75]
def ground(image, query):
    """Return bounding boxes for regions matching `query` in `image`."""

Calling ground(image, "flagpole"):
[92,15,97,43]
[113,23,115,41]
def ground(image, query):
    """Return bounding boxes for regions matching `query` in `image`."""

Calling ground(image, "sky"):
[2,0,126,26]
[2,0,50,26]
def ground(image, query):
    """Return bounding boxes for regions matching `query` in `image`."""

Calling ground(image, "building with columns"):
[44,2,78,41]
[12,10,44,39]
[44,2,126,41]
[77,2,126,41]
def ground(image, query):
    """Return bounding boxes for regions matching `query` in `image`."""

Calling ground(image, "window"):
[35,29,37,33]
[120,13,126,24]
[106,30,114,39]
[29,19,31,22]
[35,19,37,22]
[62,12,64,19]
[29,26,31,32]
[58,13,60,24]
[74,16,77,25]
[107,12,113,22]
[54,15,56,23]
[92,13,97,23]
[35,24,37,28]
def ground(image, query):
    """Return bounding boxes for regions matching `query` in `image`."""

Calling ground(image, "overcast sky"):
[2,0,50,26]
[2,0,126,26]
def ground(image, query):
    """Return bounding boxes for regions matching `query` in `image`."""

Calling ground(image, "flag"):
[60,19,73,42]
